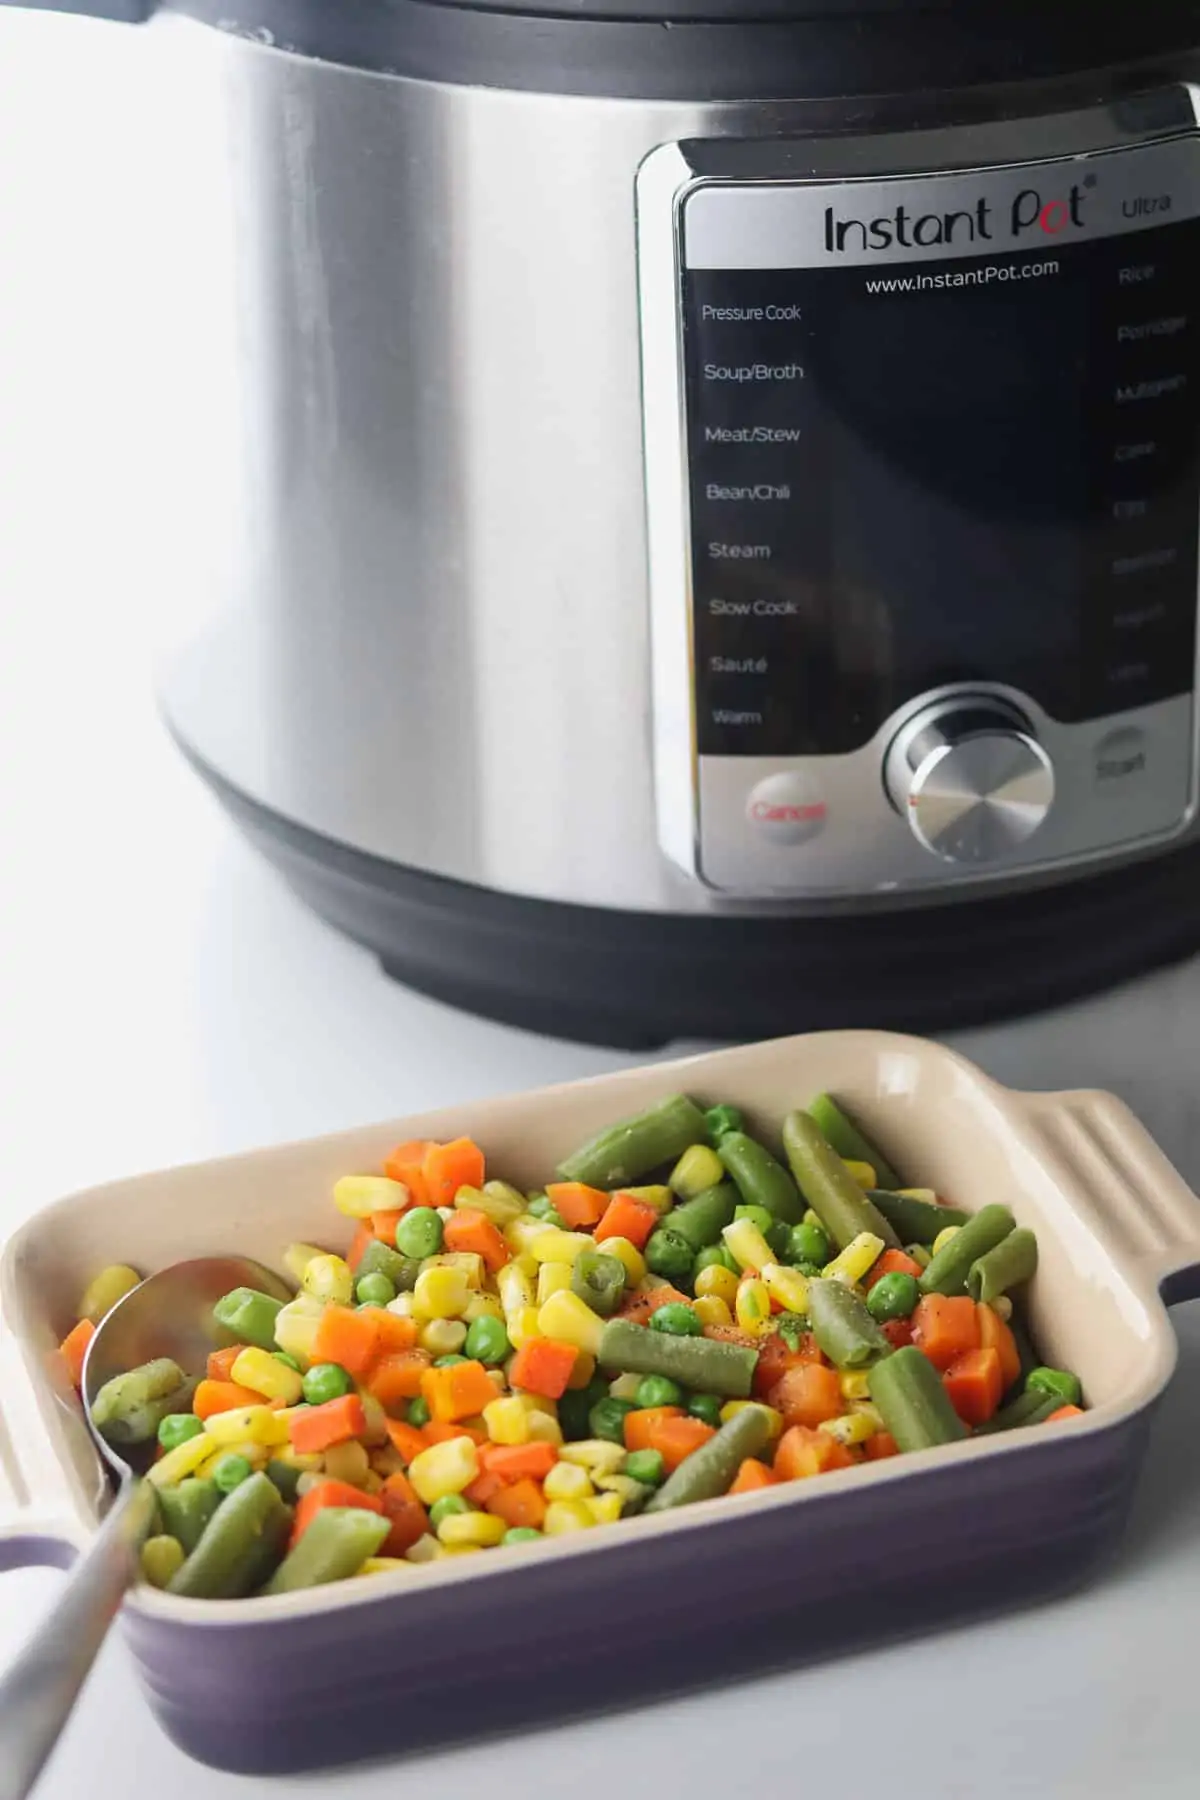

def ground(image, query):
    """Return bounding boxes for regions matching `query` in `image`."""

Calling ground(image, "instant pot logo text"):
[822,183,1087,254]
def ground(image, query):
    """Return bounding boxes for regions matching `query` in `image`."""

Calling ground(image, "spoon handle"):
[0,1478,156,1800]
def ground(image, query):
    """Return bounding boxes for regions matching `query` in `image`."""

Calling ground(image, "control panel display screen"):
[681,213,1200,757]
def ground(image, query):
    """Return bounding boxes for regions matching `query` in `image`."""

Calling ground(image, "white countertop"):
[4,11,1200,1794]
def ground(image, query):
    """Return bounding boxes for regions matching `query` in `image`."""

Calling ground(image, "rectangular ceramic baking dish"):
[3,1029,1200,1777]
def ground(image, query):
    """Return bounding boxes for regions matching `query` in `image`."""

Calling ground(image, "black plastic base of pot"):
[187,746,1200,1049]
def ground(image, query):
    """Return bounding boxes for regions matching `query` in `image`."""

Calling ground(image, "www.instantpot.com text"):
[863,257,1060,294]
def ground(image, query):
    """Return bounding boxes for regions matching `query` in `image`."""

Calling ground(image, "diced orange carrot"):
[485,1477,547,1531]
[617,1284,693,1327]
[594,1193,659,1251]
[464,1470,507,1508]
[862,1248,925,1291]
[769,1362,844,1431]
[59,1319,94,1389]
[423,1137,486,1208]
[385,1418,430,1463]
[289,1478,383,1549]
[774,1424,858,1481]
[976,1303,1021,1392]
[623,1405,683,1454]
[422,1420,487,1447]
[346,1223,375,1273]
[910,1294,981,1372]
[753,1331,824,1398]
[205,1344,247,1382]
[310,1305,384,1380]
[1045,1404,1085,1423]
[369,1350,432,1412]
[881,1318,914,1349]
[194,1378,269,1420]
[700,1323,762,1351]
[420,1359,500,1424]
[943,1346,1004,1426]
[357,1309,419,1356]
[288,1393,368,1455]
[649,1415,718,1472]
[478,1442,557,1482]
[864,1430,899,1461]
[507,1337,578,1400]
[370,1209,408,1244]
[545,1182,609,1230]
[443,1209,510,1274]
[379,1470,428,1556]
[729,1457,777,1494]
[383,1140,433,1208]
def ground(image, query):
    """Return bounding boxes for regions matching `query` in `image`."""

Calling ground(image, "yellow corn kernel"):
[497,1263,535,1317]
[692,1295,734,1330]
[898,1188,938,1202]
[512,1392,556,1417]
[586,1493,624,1526]
[735,1277,772,1334]
[620,1186,674,1214]
[543,1460,594,1502]
[559,1439,626,1477]
[419,1317,468,1356]
[483,1396,531,1445]
[537,1262,573,1304]
[78,1264,141,1326]
[543,1500,595,1536]
[841,1159,876,1190]
[719,1399,783,1441]
[505,1217,558,1257]
[991,1295,1014,1322]
[357,1557,414,1577]
[273,1446,323,1474]
[333,1174,409,1219]
[821,1232,886,1289]
[302,1253,354,1306]
[463,1292,504,1324]
[932,1225,961,1256]
[204,1405,291,1449]
[358,1392,389,1448]
[387,1294,417,1322]
[322,1439,371,1487]
[762,1263,811,1314]
[231,1347,304,1406]
[412,1265,471,1320]
[594,1472,648,1506]
[566,1349,597,1391]
[507,1306,543,1351]
[455,1183,524,1225]
[512,1252,539,1276]
[608,1373,642,1401]
[407,1436,479,1505]
[669,1144,726,1197]
[281,1242,330,1284]
[819,1410,877,1447]
[272,1294,325,1369]
[536,1289,604,1355]
[850,1400,885,1433]
[441,1543,485,1557]
[486,1369,507,1393]
[147,1431,214,1489]
[599,1236,646,1288]
[839,1369,872,1403]
[723,1218,774,1273]
[529,1230,594,1267]
[437,1510,507,1548]
[141,1535,186,1588]
[404,1533,442,1564]
[802,1208,824,1232]
[694,1264,740,1306]
[526,1410,564,1446]
[420,1252,484,1290]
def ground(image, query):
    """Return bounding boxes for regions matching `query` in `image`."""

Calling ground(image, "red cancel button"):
[745,773,827,846]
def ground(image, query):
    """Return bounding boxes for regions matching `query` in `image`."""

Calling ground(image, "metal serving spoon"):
[0,1256,292,1800]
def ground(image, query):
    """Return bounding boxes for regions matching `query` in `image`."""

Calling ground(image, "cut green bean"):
[570,1250,626,1318]
[717,1132,805,1226]
[261,1506,390,1595]
[782,1113,901,1252]
[556,1094,709,1188]
[597,1318,757,1398]
[806,1095,904,1191]
[867,1346,968,1452]
[918,1205,1015,1297]
[975,1390,1064,1435]
[866,1189,970,1246]
[806,1278,892,1369]
[91,1358,192,1447]
[168,1472,291,1599]
[667,1183,739,1250]
[155,1478,222,1555]
[1026,1366,1082,1408]
[355,1239,420,1292]
[644,1406,773,1513]
[968,1228,1038,1303]
[212,1287,286,1352]
[141,1535,186,1589]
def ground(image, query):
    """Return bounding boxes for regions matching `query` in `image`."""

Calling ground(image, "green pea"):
[395,1207,444,1259]
[406,1396,431,1428]
[788,1221,831,1267]
[302,1362,353,1406]
[589,1396,637,1444]
[527,1196,566,1228]
[693,1243,738,1278]
[866,1271,920,1323]
[212,1453,254,1495]
[635,1374,682,1409]
[645,1229,694,1284]
[464,1315,511,1366]
[765,1220,793,1260]
[503,1526,543,1544]
[705,1104,743,1142]
[792,1261,824,1279]
[1026,1367,1083,1408]
[649,1303,702,1337]
[686,1393,723,1428]
[429,1494,471,1529]
[157,1413,204,1452]
[272,1352,303,1374]
[355,1272,396,1308]
[623,1448,666,1486]
[433,1353,469,1368]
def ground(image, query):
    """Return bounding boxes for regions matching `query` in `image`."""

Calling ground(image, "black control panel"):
[681,220,1200,758]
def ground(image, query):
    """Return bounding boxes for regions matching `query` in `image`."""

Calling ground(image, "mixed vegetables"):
[57,1092,1085,1600]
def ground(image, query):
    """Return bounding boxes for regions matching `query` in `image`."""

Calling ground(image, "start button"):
[745,771,827,846]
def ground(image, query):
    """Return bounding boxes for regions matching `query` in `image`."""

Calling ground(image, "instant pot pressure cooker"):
[12,0,1200,1044]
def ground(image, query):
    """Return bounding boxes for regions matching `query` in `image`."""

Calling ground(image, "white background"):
[3,10,1200,1794]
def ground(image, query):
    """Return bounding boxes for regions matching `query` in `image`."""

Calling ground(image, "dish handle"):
[1017,1087,1200,1307]
[0,1321,91,1574]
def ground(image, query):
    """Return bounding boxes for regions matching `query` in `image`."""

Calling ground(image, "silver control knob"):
[884,695,1055,864]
